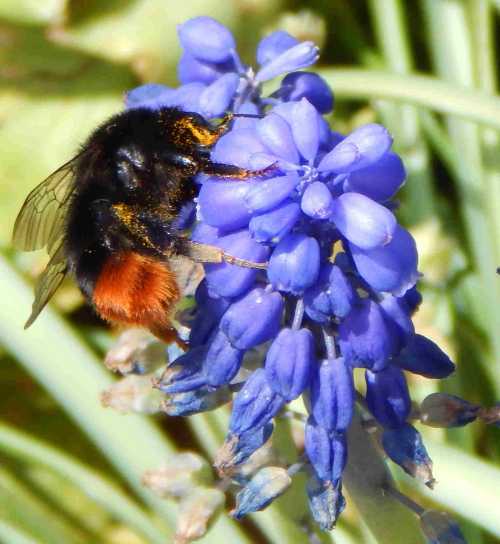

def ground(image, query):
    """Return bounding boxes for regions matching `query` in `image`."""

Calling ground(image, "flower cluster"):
[128,17,460,531]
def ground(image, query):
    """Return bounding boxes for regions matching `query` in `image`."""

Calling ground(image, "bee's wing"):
[13,154,83,327]
[12,155,81,252]
[24,241,68,328]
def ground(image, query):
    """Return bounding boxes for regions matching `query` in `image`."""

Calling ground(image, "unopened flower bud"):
[420,393,479,428]
[365,366,411,429]
[174,488,225,544]
[231,466,292,519]
[420,510,466,544]
[393,335,455,379]
[178,17,235,63]
[142,453,213,499]
[101,375,162,414]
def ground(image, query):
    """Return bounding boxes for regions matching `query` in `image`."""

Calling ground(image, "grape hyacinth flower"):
[112,17,478,540]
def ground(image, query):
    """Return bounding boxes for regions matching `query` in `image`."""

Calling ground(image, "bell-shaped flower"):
[343,152,406,202]
[198,73,240,118]
[382,424,435,487]
[212,127,267,169]
[379,293,415,354]
[244,173,298,214]
[291,98,321,163]
[231,466,292,519]
[350,225,419,296]
[203,230,269,298]
[338,299,394,371]
[203,330,245,387]
[158,346,206,394]
[198,179,252,231]
[215,423,274,475]
[220,288,284,349]
[125,83,176,110]
[255,41,319,83]
[162,386,232,416]
[178,17,236,63]
[393,334,455,379]
[309,357,354,432]
[330,192,397,249]
[276,71,334,114]
[177,52,225,85]
[305,418,347,484]
[265,328,315,401]
[365,366,411,429]
[189,281,230,347]
[268,233,320,294]
[318,124,393,173]
[256,31,299,65]
[249,200,301,243]
[257,113,300,164]
[304,264,355,323]
[301,182,334,219]
[229,369,285,435]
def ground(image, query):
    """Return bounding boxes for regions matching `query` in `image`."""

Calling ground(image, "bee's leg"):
[200,160,277,180]
[186,241,268,270]
[150,324,188,351]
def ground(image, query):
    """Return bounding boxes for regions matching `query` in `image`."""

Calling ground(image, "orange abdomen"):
[93,252,181,343]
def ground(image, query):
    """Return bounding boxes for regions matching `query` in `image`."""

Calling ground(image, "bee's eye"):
[116,160,142,191]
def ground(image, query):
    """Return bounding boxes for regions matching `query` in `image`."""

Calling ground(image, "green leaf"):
[0,421,166,544]
[0,520,41,544]
[318,68,500,130]
[0,466,87,543]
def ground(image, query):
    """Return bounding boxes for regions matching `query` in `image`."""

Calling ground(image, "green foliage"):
[0,1,499,543]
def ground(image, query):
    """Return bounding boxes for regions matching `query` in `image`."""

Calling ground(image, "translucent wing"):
[12,155,81,252]
[24,241,68,328]
[13,154,84,327]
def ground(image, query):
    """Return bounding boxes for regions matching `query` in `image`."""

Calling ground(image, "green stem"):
[317,68,500,129]
[421,0,500,404]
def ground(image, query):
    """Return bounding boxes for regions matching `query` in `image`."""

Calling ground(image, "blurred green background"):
[0,1,499,543]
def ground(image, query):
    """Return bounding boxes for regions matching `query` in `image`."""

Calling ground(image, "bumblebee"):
[13,107,268,344]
